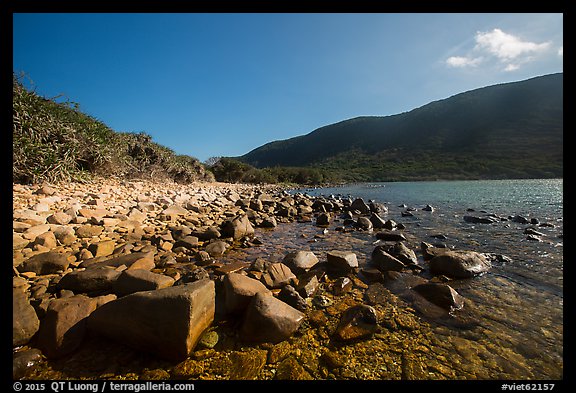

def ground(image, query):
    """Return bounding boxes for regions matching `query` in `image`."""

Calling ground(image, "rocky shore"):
[14,177,539,380]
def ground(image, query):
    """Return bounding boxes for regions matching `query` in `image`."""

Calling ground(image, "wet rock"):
[326,250,358,274]
[221,215,254,240]
[278,284,308,312]
[401,352,427,380]
[413,282,465,311]
[333,277,353,295]
[195,251,214,266]
[13,348,44,379]
[240,292,305,343]
[260,263,296,289]
[275,357,313,380]
[420,241,450,260]
[282,250,319,274]
[359,267,384,283]
[58,267,121,293]
[113,269,175,296]
[196,329,219,350]
[312,294,334,308]
[350,198,371,215]
[380,242,418,266]
[229,349,268,379]
[429,250,491,278]
[316,212,331,226]
[369,213,387,229]
[333,304,378,341]
[464,215,498,224]
[170,358,204,379]
[295,271,320,298]
[375,230,407,242]
[524,227,545,237]
[422,204,434,212]
[511,215,530,224]
[89,279,215,360]
[371,246,406,272]
[13,289,40,346]
[369,201,388,215]
[223,272,271,315]
[356,217,373,230]
[17,251,70,275]
[36,295,100,359]
[267,340,292,364]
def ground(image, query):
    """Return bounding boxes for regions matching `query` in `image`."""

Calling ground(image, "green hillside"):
[12,74,214,184]
[239,73,563,181]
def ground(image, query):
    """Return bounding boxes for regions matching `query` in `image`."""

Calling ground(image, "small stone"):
[326,250,358,274]
[333,304,378,341]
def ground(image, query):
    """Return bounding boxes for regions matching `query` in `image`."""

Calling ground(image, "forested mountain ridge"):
[239,73,563,181]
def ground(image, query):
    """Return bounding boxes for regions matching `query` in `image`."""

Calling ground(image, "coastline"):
[12,177,562,380]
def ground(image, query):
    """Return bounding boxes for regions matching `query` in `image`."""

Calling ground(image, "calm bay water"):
[286,179,564,378]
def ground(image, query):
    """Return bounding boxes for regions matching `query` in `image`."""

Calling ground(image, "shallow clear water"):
[282,179,564,379]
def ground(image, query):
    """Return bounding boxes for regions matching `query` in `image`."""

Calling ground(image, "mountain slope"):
[239,73,563,181]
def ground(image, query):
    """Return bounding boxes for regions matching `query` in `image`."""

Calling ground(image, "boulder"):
[79,251,155,270]
[356,217,373,230]
[375,230,407,242]
[205,240,229,257]
[87,240,116,257]
[429,250,491,278]
[369,213,387,229]
[221,215,254,240]
[36,295,100,359]
[223,272,271,315]
[333,304,378,341]
[89,279,215,361]
[350,198,371,215]
[277,285,308,312]
[282,251,319,274]
[240,292,305,343]
[113,269,175,296]
[316,213,331,226]
[57,267,121,293]
[13,289,40,346]
[260,263,296,289]
[371,246,406,272]
[17,251,70,275]
[13,349,44,379]
[464,215,497,224]
[326,251,358,274]
[381,242,418,266]
[412,282,465,311]
[295,272,320,298]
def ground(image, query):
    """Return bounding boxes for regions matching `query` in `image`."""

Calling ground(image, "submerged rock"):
[412,282,465,311]
[333,304,378,341]
[429,250,491,278]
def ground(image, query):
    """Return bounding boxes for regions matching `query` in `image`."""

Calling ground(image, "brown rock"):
[17,251,70,275]
[326,250,358,274]
[36,295,98,359]
[429,250,491,278]
[260,263,296,289]
[221,215,254,240]
[223,272,271,315]
[113,269,175,296]
[333,304,378,341]
[57,267,121,293]
[240,292,305,343]
[88,240,116,257]
[89,279,215,360]
[282,251,319,274]
[13,289,40,346]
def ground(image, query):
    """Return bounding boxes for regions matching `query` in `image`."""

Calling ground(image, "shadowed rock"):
[89,279,215,361]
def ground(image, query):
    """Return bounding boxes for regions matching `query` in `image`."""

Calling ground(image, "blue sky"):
[13,13,563,162]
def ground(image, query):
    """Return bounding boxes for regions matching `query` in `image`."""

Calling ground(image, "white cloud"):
[558,46,563,56]
[446,28,553,72]
[474,28,550,61]
[446,56,482,68]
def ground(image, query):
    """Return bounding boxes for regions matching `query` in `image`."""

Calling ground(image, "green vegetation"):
[207,157,338,185]
[239,73,563,182]
[13,73,213,184]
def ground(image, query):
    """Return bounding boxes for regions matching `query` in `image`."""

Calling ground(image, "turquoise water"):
[287,179,563,378]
